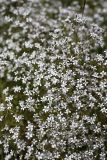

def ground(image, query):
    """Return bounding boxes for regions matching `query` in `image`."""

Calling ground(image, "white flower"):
[25,122,34,140]
[13,114,24,122]
[13,86,21,92]
[5,95,13,102]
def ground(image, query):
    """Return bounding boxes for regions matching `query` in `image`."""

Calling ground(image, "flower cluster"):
[0,0,107,159]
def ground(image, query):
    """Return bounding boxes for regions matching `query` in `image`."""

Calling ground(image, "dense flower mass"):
[0,0,107,159]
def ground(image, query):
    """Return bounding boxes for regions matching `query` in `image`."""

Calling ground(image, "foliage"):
[0,0,107,159]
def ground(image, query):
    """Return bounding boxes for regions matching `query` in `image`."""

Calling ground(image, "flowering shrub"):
[60,0,107,49]
[0,0,107,159]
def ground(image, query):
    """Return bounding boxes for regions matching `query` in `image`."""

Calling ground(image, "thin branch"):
[81,0,86,16]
